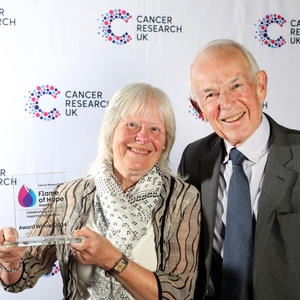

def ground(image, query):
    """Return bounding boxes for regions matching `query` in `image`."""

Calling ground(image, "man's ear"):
[256,70,268,103]
[190,98,203,119]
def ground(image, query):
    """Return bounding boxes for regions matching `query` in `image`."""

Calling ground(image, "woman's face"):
[112,102,166,179]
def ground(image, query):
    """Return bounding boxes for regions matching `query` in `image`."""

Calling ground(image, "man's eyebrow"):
[201,76,241,93]
[202,87,217,93]
[229,77,239,84]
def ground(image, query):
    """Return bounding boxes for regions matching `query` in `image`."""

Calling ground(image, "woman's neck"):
[113,167,145,192]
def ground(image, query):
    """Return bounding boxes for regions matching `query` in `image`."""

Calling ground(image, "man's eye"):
[206,92,215,100]
[233,83,241,89]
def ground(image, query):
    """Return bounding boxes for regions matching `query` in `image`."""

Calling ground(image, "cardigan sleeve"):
[153,177,201,300]
[0,245,57,293]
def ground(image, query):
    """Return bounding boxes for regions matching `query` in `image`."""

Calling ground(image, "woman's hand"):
[0,227,27,268]
[0,227,27,285]
[70,227,121,270]
[71,227,158,300]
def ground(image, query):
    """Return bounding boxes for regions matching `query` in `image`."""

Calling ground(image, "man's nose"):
[136,126,149,144]
[219,90,233,109]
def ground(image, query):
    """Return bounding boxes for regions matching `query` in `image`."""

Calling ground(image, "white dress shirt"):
[213,114,271,257]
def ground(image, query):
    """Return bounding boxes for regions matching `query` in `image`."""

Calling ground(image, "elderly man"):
[178,39,300,300]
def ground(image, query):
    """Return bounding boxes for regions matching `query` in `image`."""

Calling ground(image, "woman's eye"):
[151,127,159,133]
[127,122,137,129]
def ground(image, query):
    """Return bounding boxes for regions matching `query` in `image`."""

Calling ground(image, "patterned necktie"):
[222,148,253,300]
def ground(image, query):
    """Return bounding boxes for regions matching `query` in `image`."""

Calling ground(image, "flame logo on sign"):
[18,185,37,207]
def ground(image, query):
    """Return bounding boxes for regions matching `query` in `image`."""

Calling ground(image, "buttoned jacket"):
[178,114,300,300]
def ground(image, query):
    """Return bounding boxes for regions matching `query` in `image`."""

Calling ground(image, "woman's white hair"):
[189,39,260,102]
[87,83,176,176]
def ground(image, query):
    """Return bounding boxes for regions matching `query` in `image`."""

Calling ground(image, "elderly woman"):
[0,83,201,299]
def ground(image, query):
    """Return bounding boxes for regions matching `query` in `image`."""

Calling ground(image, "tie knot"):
[229,148,245,165]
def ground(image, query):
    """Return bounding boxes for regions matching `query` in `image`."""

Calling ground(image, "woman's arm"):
[153,179,201,299]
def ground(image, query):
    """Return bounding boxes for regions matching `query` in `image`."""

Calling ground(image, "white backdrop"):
[1,0,300,298]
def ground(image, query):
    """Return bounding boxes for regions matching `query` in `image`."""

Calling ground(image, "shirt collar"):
[223,114,270,164]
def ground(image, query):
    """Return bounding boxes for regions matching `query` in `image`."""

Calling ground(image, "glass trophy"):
[3,172,84,248]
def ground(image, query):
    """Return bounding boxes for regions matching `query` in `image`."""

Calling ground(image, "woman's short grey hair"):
[189,39,260,102]
[87,83,176,176]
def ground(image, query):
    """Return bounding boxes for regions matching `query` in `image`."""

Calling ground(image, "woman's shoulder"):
[157,174,201,224]
[162,174,200,208]
[164,174,199,196]
[56,177,96,194]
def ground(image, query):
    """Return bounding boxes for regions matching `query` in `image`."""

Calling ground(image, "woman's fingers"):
[0,227,18,244]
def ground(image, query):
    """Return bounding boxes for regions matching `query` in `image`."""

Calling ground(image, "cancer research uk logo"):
[97,8,183,45]
[255,14,286,48]
[0,8,16,26]
[0,168,17,186]
[18,185,37,208]
[43,263,60,278]
[99,9,132,45]
[255,13,300,47]
[25,85,61,121]
[25,84,108,121]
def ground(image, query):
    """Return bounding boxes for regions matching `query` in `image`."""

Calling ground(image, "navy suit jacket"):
[178,114,300,300]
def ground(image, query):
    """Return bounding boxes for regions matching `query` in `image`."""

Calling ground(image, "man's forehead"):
[201,44,243,59]
[191,52,250,82]
[192,64,245,82]
[193,45,249,70]
[200,76,241,92]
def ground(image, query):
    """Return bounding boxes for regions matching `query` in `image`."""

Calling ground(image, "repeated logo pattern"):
[98,9,132,45]
[25,85,61,120]
[43,262,60,278]
[188,98,203,120]
[255,14,287,48]
[18,185,37,208]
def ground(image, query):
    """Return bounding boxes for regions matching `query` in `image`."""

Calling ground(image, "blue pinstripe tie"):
[222,148,253,300]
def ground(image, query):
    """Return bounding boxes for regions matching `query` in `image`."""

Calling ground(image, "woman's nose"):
[136,127,149,144]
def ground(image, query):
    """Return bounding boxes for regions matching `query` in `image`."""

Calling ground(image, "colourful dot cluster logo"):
[188,98,203,120]
[25,85,61,121]
[98,9,132,45]
[255,14,287,48]
[18,185,37,208]
[43,262,60,278]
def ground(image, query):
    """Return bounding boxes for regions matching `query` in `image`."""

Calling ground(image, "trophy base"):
[3,235,84,248]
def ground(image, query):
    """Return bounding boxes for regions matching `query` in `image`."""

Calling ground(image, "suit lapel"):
[201,136,224,272]
[254,117,296,282]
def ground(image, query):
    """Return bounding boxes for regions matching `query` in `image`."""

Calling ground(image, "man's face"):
[191,46,267,146]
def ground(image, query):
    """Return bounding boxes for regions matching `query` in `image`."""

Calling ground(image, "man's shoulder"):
[267,114,300,142]
[184,131,220,153]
